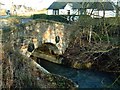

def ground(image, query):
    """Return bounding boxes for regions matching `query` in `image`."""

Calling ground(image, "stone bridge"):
[5,19,71,57]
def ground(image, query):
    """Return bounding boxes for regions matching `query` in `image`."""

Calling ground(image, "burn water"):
[39,58,120,88]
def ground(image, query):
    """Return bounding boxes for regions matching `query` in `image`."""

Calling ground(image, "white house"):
[47,2,83,15]
[47,1,116,18]
[86,2,116,18]
[11,4,34,16]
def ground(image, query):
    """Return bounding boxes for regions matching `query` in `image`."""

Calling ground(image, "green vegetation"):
[32,14,71,23]
[9,15,31,19]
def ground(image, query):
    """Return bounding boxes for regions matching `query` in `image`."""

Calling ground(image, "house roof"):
[48,2,67,9]
[48,1,115,10]
[88,2,115,10]
[48,2,88,9]
[56,0,111,2]
[72,2,83,9]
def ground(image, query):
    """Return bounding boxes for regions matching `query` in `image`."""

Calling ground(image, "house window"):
[67,10,70,15]
[53,9,59,15]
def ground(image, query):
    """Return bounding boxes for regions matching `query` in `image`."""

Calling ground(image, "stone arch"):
[18,19,70,57]
[33,42,60,55]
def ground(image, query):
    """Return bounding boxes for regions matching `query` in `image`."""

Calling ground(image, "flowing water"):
[39,59,119,88]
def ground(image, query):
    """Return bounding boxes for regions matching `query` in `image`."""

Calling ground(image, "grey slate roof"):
[48,2,67,9]
[88,2,115,10]
[56,0,112,2]
[72,2,83,9]
[48,1,115,10]
[48,2,87,9]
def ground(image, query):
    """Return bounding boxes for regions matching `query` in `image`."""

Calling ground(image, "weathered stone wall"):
[0,18,71,56]
[0,19,70,52]
[11,19,70,56]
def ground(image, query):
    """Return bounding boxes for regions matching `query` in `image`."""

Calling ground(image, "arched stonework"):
[17,19,70,57]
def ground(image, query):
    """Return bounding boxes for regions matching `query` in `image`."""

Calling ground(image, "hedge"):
[32,14,69,23]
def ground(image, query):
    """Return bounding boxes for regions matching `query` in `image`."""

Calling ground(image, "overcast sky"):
[0,0,118,10]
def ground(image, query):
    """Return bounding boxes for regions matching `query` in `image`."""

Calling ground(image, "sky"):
[0,0,118,10]
[0,0,56,10]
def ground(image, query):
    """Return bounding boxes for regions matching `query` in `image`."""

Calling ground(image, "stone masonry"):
[10,19,70,57]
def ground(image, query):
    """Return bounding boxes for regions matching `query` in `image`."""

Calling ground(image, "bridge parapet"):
[15,19,70,56]
[1,19,70,57]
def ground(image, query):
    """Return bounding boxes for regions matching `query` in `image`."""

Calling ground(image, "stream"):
[20,18,119,88]
[39,58,119,88]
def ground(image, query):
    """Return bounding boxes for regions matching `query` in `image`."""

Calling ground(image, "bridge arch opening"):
[33,42,60,55]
